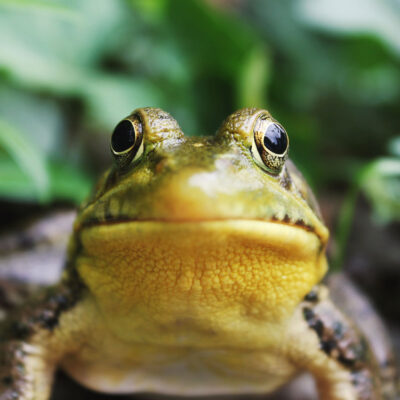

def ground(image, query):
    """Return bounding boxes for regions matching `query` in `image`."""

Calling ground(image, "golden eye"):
[252,114,289,174]
[111,115,144,169]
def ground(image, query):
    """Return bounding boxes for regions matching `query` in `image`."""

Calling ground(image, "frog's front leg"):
[0,340,55,400]
[0,281,86,400]
[285,285,384,400]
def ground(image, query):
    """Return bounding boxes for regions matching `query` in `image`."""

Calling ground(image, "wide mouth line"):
[77,216,323,240]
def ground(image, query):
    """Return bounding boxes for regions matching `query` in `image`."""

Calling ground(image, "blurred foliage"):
[361,158,400,223]
[333,155,400,270]
[0,0,399,233]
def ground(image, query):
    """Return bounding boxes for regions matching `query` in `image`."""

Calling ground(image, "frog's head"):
[72,107,329,343]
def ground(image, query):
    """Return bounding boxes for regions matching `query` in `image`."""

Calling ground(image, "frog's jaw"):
[75,220,327,347]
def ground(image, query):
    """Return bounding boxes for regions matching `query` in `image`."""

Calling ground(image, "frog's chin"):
[76,220,328,337]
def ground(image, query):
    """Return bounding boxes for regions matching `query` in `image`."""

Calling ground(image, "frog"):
[0,107,397,400]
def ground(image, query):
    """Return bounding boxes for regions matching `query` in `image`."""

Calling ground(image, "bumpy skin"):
[0,108,397,399]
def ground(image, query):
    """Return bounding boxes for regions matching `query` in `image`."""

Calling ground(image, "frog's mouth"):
[78,217,327,259]
[78,214,329,245]
[78,217,326,255]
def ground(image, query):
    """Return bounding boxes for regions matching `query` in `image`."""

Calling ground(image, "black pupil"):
[263,123,287,155]
[111,120,135,152]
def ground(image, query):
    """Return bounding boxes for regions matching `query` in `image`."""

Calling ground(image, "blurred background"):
[0,0,399,398]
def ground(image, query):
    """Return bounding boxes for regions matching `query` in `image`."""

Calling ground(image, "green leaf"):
[0,119,49,201]
[0,155,41,200]
[0,0,77,19]
[0,157,92,204]
[333,156,400,269]
[0,153,93,205]
[0,0,125,93]
[297,0,400,57]
[129,0,168,21]
[0,85,66,157]
[84,75,163,130]
[48,161,93,204]
[237,45,270,109]
[166,0,265,78]
[360,158,400,223]
[388,137,400,157]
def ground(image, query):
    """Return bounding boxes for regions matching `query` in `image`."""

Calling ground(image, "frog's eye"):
[251,114,289,174]
[111,115,144,169]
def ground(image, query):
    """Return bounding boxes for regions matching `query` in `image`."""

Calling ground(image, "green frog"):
[0,108,397,400]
